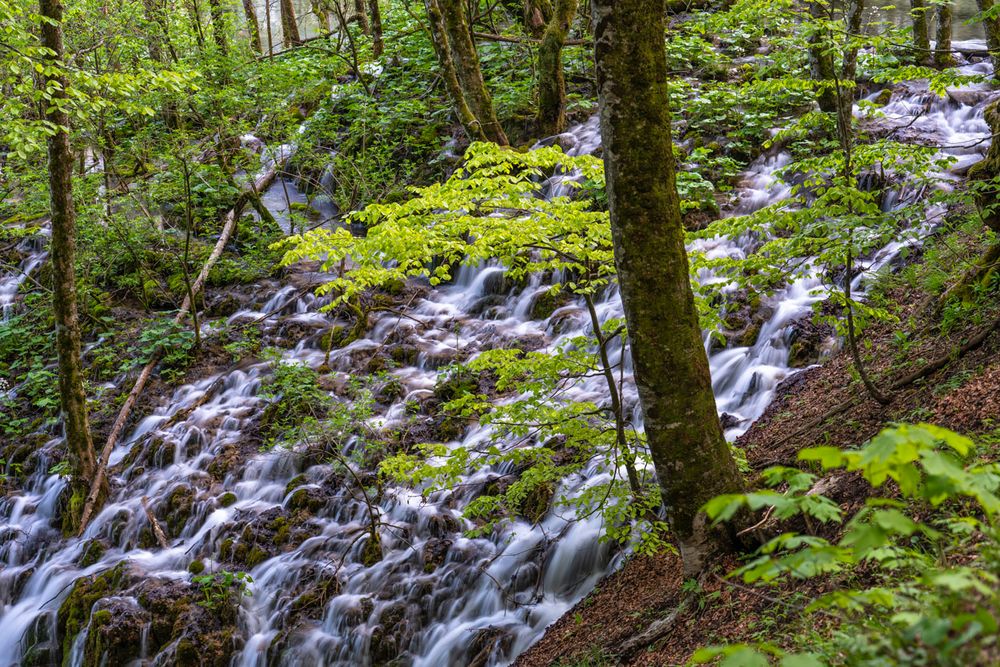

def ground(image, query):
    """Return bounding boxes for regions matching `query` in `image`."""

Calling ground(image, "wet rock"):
[787,314,836,368]
[467,626,514,667]
[421,538,452,573]
[720,413,743,430]
[528,290,570,321]
[84,597,150,667]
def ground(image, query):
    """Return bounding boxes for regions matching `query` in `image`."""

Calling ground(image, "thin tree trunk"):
[369,0,384,56]
[911,0,933,65]
[438,0,509,145]
[935,1,956,67]
[189,0,207,47]
[536,0,577,135]
[592,0,744,576]
[425,0,489,141]
[242,0,263,52]
[281,0,302,47]
[310,0,331,30]
[39,0,101,532]
[977,0,1000,75]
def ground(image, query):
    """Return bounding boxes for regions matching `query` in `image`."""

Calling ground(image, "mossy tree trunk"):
[242,0,263,53]
[976,0,1000,75]
[39,0,102,530]
[910,0,933,65]
[280,0,302,47]
[592,0,745,576]
[808,0,838,113]
[425,0,488,141]
[536,0,577,135]
[437,0,509,145]
[524,0,552,37]
[369,0,384,56]
[354,0,371,33]
[935,1,956,67]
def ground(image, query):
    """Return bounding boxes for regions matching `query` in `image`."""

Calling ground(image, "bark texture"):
[935,1,955,67]
[281,0,303,47]
[437,0,508,144]
[808,0,838,113]
[369,0,384,56]
[911,0,932,65]
[242,0,263,52]
[39,0,100,526]
[591,0,744,576]
[208,0,228,54]
[524,0,553,37]
[536,0,578,135]
[977,0,1000,75]
[425,0,488,141]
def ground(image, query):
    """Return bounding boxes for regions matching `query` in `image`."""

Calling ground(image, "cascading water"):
[0,55,994,666]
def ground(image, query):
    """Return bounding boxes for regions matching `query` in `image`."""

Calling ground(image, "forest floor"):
[516,226,1000,665]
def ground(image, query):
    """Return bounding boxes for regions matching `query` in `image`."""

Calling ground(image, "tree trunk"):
[437,0,509,145]
[369,0,384,56]
[208,0,228,54]
[935,1,956,67]
[280,0,302,47]
[524,0,552,37]
[425,0,490,142]
[911,0,932,65]
[808,0,838,113]
[536,0,577,135]
[242,0,263,53]
[354,0,371,33]
[39,0,101,531]
[310,0,331,30]
[591,0,744,576]
[977,0,1000,75]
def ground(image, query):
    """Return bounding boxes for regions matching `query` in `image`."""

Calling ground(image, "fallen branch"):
[77,164,283,536]
[472,31,589,46]
[142,496,171,549]
[615,598,689,660]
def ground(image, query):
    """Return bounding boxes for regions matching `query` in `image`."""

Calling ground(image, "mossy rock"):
[57,563,133,664]
[518,483,555,524]
[218,492,238,508]
[528,290,570,321]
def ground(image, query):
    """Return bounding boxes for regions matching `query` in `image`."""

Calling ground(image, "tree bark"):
[977,0,1000,75]
[591,0,744,576]
[935,1,956,67]
[39,0,101,530]
[536,0,577,135]
[425,0,490,142]
[242,0,263,53]
[911,0,933,65]
[369,0,384,56]
[281,0,303,47]
[438,0,509,145]
[354,0,371,33]
[524,0,553,37]
[808,0,838,113]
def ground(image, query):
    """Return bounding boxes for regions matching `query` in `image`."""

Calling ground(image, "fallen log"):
[76,163,282,536]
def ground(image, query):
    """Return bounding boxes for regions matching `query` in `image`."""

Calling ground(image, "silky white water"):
[0,56,993,666]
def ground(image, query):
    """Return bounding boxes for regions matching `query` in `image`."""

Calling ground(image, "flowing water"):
[0,54,996,667]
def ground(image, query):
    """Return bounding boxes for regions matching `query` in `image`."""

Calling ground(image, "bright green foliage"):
[191,570,253,609]
[702,424,1000,665]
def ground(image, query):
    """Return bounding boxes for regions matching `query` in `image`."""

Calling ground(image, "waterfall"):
[0,57,993,667]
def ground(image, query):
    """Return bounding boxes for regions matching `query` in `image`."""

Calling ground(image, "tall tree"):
[242,0,263,53]
[39,0,100,527]
[369,0,384,57]
[536,0,578,135]
[437,0,508,145]
[591,0,744,575]
[977,0,1000,76]
[280,0,302,47]
[808,0,838,113]
[425,0,486,141]
[910,0,932,65]
[935,1,956,67]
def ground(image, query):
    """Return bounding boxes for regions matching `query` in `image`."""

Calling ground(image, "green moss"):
[57,563,131,666]
[218,492,237,508]
[188,560,206,575]
[245,546,269,568]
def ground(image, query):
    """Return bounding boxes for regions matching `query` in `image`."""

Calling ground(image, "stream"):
[0,48,995,667]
